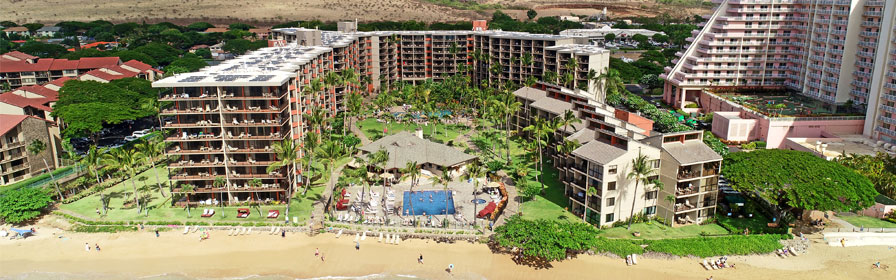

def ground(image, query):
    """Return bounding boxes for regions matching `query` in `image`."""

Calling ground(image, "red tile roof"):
[0,114,29,136]
[1,51,38,61]
[3,27,29,32]
[47,77,73,88]
[0,92,54,112]
[1,56,121,73]
[122,59,153,72]
[15,85,59,99]
[82,66,139,82]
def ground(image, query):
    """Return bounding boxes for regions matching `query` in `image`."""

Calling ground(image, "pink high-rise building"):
[663,0,896,145]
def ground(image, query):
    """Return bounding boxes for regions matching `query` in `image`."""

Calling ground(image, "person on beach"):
[447,264,454,274]
[281,230,286,238]
[95,244,101,252]
[418,254,424,264]
[355,241,360,251]
[315,248,320,257]
[841,238,846,247]
[85,243,90,252]
[321,253,325,262]
[155,229,159,237]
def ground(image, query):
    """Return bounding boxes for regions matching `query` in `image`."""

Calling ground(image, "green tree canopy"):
[53,80,154,140]
[527,9,538,20]
[835,153,896,198]
[23,23,44,33]
[186,22,215,31]
[0,188,53,224]
[194,48,212,59]
[223,39,266,55]
[168,56,208,72]
[111,50,158,66]
[493,216,601,262]
[133,42,182,65]
[228,23,255,30]
[18,41,69,58]
[722,150,877,212]
[604,33,616,41]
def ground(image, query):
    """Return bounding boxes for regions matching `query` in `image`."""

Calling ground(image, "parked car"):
[132,129,150,138]
[123,135,139,142]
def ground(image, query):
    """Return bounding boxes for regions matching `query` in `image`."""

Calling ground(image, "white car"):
[123,135,139,142]
[132,129,151,137]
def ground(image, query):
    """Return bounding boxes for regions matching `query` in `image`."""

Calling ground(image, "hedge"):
[73,225,139,233]
[594,237,645,257]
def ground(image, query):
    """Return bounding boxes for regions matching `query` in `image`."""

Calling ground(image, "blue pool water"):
[403,190,455,215]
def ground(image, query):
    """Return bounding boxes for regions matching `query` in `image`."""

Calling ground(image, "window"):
[646,191,658,200]
[648,175,659,182]
[606,197,615,206]
[651,160,660,169]
[607,181,616,191]
[644,206,656,215]
[608,165,617,175]
[605,213,614,223]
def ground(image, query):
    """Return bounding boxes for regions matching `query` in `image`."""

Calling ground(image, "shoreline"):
[2,228,894,280]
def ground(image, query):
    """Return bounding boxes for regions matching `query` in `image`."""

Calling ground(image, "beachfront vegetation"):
[835,152,896,198]
[722,150,877,214]
[494,215,601,262]
[644,234,788,258]
[0,188,53,224]
[599,222,728,239]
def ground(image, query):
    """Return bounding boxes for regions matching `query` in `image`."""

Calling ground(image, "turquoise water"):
[4,272,425,280]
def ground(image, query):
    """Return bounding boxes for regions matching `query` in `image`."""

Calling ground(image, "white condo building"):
[662,0,896,144]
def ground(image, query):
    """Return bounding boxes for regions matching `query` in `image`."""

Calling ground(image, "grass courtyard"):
[839,215,896,228]
[519,163,582,222]
[59,166,322,224]
[356,117,469,143]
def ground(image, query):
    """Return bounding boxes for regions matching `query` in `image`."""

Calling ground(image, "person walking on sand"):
[321,253,325,262]
[355,241,360,251]
[315,248,320,257]
[85,243,90,252]
[841,238,846,247]
[447,264,454,274]
[418,254,424,264]
[155,229,159,237]
[281,229,286,238]
[95,244,101,252]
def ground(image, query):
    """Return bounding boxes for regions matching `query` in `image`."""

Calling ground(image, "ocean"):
[3,273,426,280]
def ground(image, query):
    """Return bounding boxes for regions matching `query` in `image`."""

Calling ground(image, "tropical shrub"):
[493,216,601,261]
[0,188,53,223]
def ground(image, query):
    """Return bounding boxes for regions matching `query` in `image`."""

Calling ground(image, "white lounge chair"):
[395,235,401,245]
[354,233,360,242]
[702,259,712,270]
[269,227,277,235]
[379,233,384,242]
[335,229,343,238]
[227,228,235,236]
[788,246,798,256]
[247,228,253,235]
[192,227,199,233]
[361,231,367,241]
[182,226,190,234]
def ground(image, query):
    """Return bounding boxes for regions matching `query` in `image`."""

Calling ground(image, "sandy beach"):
[1,227,894,280]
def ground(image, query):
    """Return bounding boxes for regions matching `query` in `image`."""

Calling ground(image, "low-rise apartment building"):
[0,114,55,185]
[512,83,722,227]
[0,52,122,87]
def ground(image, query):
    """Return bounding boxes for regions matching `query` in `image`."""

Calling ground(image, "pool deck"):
[333,175,500,228]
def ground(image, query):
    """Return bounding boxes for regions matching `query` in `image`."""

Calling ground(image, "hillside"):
[0,0,712,25]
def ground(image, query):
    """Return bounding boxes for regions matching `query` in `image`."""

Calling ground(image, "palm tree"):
[585,186,600,223]
[556,139,581,158]
[556,109,580,137]
[595,69,624,104]
[665,194,676,226]
[181,183,196,217]
[346,91,364,134]
[626,151,656,229]
[60,141,80,173]
[317,139,344,173]
[302,132,321,195]
[461,162,485,224]
[340,68,359,137]
[439,166,454,217]
[135,138,167,197]
[267,140,298,208]
[492,90,521,163]
[27,140,63,200]
[103,148,141,212]
[564,57,579,88]
[213,176,227,204]
[81,145,106,213]
[324,71,342,112]
[522,116,556,194]
[400,161,421,216]
[521,52,533,77]
[543,70,558,85]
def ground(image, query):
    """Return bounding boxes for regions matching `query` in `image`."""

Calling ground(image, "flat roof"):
[572,140,627,165]
[663,140,723,165]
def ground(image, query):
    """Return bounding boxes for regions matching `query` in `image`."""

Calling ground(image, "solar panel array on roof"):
[250,75,275,81]
[178,76,205,82]
[214,75,251,81]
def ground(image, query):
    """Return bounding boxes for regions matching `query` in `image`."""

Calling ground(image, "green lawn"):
[357,117,469,143]
[599,222,729,239]
[59,166,319,224]
[839,215,896,228]
[519,164,582,222]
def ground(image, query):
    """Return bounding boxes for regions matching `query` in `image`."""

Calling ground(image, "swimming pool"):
[402,190,455,216]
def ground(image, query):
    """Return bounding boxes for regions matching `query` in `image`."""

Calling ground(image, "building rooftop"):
[566,128,594,144]
[572,140,627,165]
[546,44,611,55]
[530,95,574,115]
[153,45,332,87]
[359,131,477,170]
[36,26,62,32]
[662,140,723,165]
[0,114,29,135]
[710,90,864,118]
[512,87,547,101]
